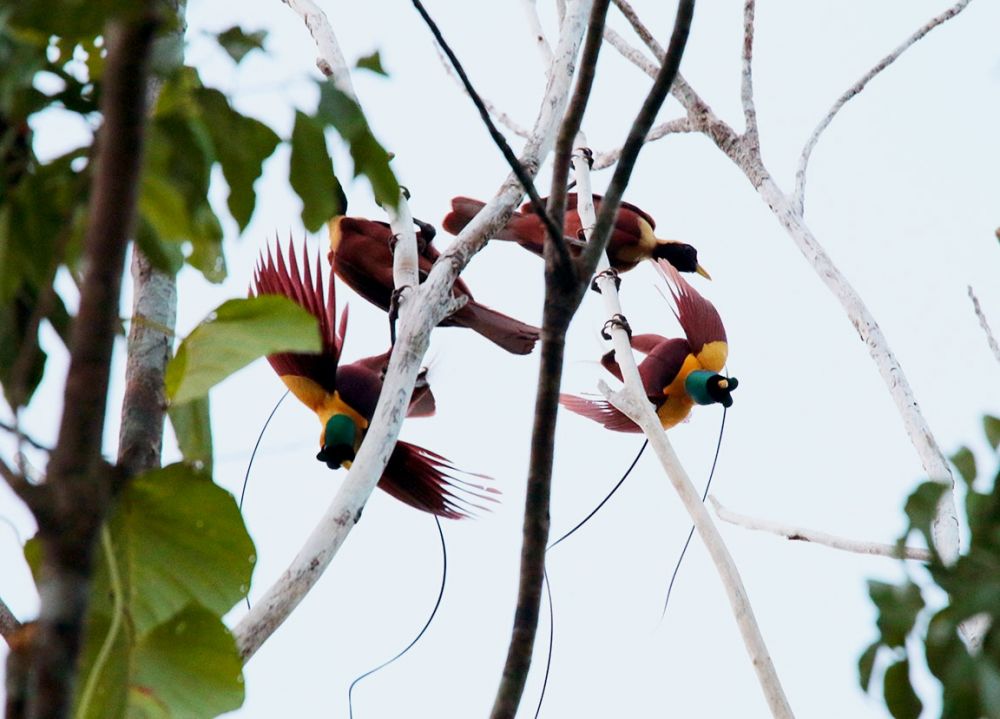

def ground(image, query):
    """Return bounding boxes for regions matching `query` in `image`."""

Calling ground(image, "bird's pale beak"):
[695,264,712,280]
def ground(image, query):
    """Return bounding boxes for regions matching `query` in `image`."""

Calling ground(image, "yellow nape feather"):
[327,215,344,256]
[280,375,368,432]
[696,340,728,373]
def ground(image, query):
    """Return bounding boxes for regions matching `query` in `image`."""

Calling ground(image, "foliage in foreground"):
[862,415,1000,719]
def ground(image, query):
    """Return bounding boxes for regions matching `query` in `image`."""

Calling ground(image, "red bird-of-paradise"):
[443,193,710,278]
[327,215,540,355]
[560,260,737,432]
[251,240,497,519]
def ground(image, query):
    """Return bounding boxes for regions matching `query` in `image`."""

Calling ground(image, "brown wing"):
[381,441,499,519]
[251,240,339,392]
[656,260,727,364]
[559,394,641,433]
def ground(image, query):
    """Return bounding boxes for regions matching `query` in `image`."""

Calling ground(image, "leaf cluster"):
[861,416,1000,718]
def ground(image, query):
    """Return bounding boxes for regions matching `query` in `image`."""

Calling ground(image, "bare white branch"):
[574,133,794,719]
[740,0,759,146]
[234,0,592,662]
[279,0,357,95]
[969,286,1000,366]
[709,496,932,562]
[519,0,555,68]
[603,25,659,77]
[612,0,663,58]
[793,0,973,215]
[592,117,694,170]
[383,190,420,292]
[431,41,531,139]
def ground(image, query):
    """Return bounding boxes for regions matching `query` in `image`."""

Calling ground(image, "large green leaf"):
[112,463,255,637]
[951,446,977,488]
[166,295,320,404]
[316,82,399,207]
[132,605,244,719]
[168,397,213,473]
[289,111,343,232]
[195,88,279,230]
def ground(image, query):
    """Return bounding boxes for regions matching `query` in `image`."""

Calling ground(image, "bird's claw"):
[388,286,411,345]
[601,313,632,340]
[571,146,594,170]
[591,267,621,294]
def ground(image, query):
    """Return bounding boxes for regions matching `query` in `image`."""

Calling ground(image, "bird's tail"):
[452,300,540,355]
[559,394,641,433]
[443,197,539,246]
[380,440,499,519]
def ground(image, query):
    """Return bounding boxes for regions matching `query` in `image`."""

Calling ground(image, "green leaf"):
[884,659,922,719]
[859,641,880,691]
[139,173,192,243]
[132,604,244,719]
[355,50,387,76]
[904,481,947,551]
[289,111,343,232]
[168,397,213,474]
[215,26,267,64]
[113,464,254,637]
[869,580,924,648]
[9,0,138,40]
[134,218,184,277]
[166,295,321,404]
[22,535,41,583]
[316,82,399,207]
[951,446,977,487]
[195,88,280,230]
[985,416,1000,451]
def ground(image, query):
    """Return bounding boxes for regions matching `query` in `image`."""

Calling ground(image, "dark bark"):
[489,3,695,716]
[18,8,161,718]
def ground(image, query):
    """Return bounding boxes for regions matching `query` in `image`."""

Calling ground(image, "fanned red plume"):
[381,441,499,519]
[655,260,726,356]
[559,394,641,433]
[251,238,340,391]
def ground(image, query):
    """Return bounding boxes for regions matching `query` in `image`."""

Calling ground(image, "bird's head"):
[316,413,358,469]
[653,241,711,279]
[685,370,738,408]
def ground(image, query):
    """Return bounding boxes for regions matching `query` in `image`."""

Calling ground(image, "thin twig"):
[602,26,658,76]
[793,0,973,214]
[709,496,932,562]
[519,0,554,67]
[0,594,21,643]
[431,42,531,139]
[0,421,51,453]
[740,0,759,148]
[612,0,663,57]
[410,0,572,269]
[592,117,694,170]
[969,286,1000,365]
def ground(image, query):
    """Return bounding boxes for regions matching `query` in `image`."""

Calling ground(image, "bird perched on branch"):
[560,261,737,432]
[443,193,710,277]
[327,215,540,355]
[251,240,497,518]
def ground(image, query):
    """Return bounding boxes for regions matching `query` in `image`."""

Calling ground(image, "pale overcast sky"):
[2,1,999,717]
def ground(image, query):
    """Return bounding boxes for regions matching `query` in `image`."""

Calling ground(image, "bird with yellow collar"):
[560,261,737,431]
[251,240,495,518]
